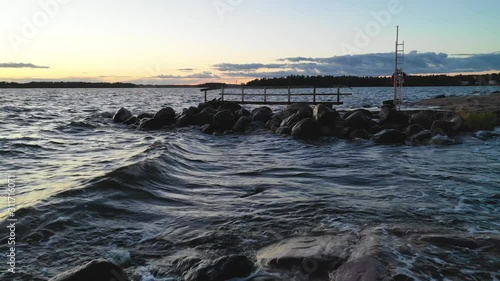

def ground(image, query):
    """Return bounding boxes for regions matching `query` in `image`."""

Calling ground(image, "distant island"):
[0,73,498,88]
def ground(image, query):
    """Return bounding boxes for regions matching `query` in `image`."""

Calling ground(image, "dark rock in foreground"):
[49,260,130,281]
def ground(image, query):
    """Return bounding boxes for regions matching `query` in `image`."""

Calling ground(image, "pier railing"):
[201,85,352,106]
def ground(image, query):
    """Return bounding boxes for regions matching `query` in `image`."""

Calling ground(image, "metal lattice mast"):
[394,26,405,110]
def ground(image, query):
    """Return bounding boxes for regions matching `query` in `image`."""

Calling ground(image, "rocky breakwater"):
[112,98,498,145]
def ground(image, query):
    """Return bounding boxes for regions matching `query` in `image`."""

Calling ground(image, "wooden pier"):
[201,85,352,106]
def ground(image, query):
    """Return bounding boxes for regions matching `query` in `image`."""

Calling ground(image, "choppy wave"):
[0,88,499,280]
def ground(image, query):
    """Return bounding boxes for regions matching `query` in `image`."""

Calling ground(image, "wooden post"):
[242,87,245,103]
[313,87,316,104]
[222,87,225,102]
[288,87,291,103]
[204,90,207,102]
[264,87,267,103]
[337,86,340,104]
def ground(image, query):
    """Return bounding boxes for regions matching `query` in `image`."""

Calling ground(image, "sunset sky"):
[1,0,499,84]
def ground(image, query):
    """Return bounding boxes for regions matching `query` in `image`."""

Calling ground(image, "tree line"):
[246,73,500,87]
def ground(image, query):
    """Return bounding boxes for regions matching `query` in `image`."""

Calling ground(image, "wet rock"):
[213,110,235,131]
[330,256,387,281]
[291,118,322,140]
[475,130,500,140]
[201,124,215,135]
[113,107,132,123]
[252,107,273,123]
[176,112,195,127]
[410,112,433,129]
[275,126,292,136]
[431,135,455,145]
[201,107,216,114]
[217,101,241,112]
[280,113,300,128]
[405,124,425,136]
[154,107,176,126]
[192,112,214,126]
[350,129,372,140]
[372,129,406,144]
[137,113,153,120]
[296,106,313,120]
[49,259,130,281]
[257,235,354,270]
[345,110,372,129]
[321,124,341,137]
[123,116,139,126]
[369,125,383,135]
[379,107,409,125]
[235,108,252,120]
[431,120,458,137]
[182,255,254,281]
[314,104,339,125]
[409,130,433,145]
[382,124,406,131]
[233,116,252,132]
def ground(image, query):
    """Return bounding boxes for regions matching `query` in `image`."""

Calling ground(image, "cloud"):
[0,63,50,69]
[212,52,500,78]
[153,71,220,79]
[177,68,195,72]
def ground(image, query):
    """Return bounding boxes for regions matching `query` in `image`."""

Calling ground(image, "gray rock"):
[137,113,153,120]
[410,112,433,129]
[405,124,425,136]
[123,116,139,126]
[431,120,458,137]
[330,256,387,281]
[213,110,235,131]
[113,107,132,123]
[345,110,372,129]
[350,129,372,140]
[372,129,406,144]
[179,255,254,281]
[49,259,130,281]
[252,107,273,123]
[379,107,409,125]
[275,126,292,136]
[313,104,339,125]
[192,112,214,126]
[257,235,355,269]
[233,116,252,132]
[409,130,433,145]
[291,118,322,140]
[154,107,176,126]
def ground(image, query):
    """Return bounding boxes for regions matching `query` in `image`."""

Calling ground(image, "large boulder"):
[330,256,386,281]
[275,126,292,136]
[379,107,409,125]
[192,112,214,126]
[252,107,273,123]
[235,108,252,120]
[296,106,313,120]
[291,118,322,140]
[113,107,132,123]
[257,235,355,272]
[431,120,458,137]
[154,107,176,126]
[176,112,195,127]
[410,112,433,129]
[233,116,252,132]
[350,129,372,140]
[137,113,153,120]
[313,104,339,125]
[213,110,235,131]
[280,113,300,128]
[217,102,241,112]
[176,255,254,281]
[123,116,139,126]
[404,124,425,136]
[409,130,433,145]
[372,129,407,144]
[345,110,372,129]
[49,260,130,281]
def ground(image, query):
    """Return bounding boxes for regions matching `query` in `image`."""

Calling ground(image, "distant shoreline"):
[1,73,498,88]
